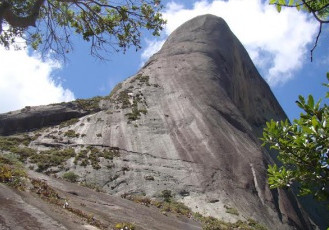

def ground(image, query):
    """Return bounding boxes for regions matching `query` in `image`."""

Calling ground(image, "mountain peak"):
[148,14,286,137]
[151,14,234,60]
[1,15,328,229]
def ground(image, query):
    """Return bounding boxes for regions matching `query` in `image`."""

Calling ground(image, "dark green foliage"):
[0,137,20,151]
[74,146,118,169]
[59,118,79,128]
[0,154,27,189]
[74,149,88,165]
[30,148,76,172]
[0,135,34,150]
[0,0,165,60]
[123,193,266,229]
[125,109,141,121]
[0,136,37,162]
[63,171,79,182]
[102,149,119,160]
[80,159,89,167]
[64,130,80,138]
[76,96,103,112]
[89,150,101,170]
[196,215,267,230]
[161,200,191,216]
[269,0,329,17]
[113,84,148,122]
[123,193,191,217]
[125,97,147,121]
[117,90,131,109]
[137,74,150,84]
[130,74,150,86]
[262,74,329,202]
[114,222,135,230]
[87,147,102,170]
[10,147,37,162]
[224,205,239,216]
[161,190,172,202]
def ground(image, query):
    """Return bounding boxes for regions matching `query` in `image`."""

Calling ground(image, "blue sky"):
[0,0,328,122]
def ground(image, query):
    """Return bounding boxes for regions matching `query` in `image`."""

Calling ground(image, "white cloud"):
[0,47,75,113]
[141,0,318,86]
[141,39,166,64]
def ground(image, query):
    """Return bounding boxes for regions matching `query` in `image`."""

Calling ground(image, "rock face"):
[1,15,327,229]
[0,100,100,135]
[0,171,201,230]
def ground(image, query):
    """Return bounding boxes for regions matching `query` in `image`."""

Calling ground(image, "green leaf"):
[276,4,282,12]
[307,95,314,108]
[311,116,319,129]
[296,3,301,10]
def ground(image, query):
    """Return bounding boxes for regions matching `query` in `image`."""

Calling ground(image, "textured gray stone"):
[1,14,327,229]
[0,102,91,135]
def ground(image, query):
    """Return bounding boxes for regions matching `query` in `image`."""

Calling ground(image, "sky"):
[0,0,328,121]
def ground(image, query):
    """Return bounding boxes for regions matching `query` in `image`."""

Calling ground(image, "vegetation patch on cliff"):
[59,118,79,128]
[30,148,76,172]
[0,154,27,189]
[30,179,108,229]
[76,96,104,112]
[122,191,267,230]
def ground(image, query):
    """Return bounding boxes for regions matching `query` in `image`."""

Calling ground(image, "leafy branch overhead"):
[269,0,329,61]
[262,73,329,202]
[0,0,166,59]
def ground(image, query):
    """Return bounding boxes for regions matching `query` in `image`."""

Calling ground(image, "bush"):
[161,190,172,202]
[161,201,191,216]
[224,205,239,216]
[59,118,79,128]
[0,154,27,189]
[114,222,135,230]
[63,171,79,182]
[30,148,76,172]
[64,130,80,138]
[76,96,102,112]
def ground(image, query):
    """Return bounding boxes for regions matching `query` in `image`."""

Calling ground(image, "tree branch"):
[0,1,10,33]
[302,0,329,23]
[310,22,322,62]
[1,0,45,32]
[270,0,315,8]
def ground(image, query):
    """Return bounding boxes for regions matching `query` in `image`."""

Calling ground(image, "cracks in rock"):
[249,163,264,205]
[208,104,248,134]
[72,196,115,207]
[206,170,218,188]
[33,141,200,165]
[102,174,120,188]
[110,180,127,190]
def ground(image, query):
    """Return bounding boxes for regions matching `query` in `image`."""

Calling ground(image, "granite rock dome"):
[1,14,327,229]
